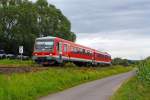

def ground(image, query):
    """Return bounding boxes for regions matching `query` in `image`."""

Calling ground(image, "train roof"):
[96,51,111,56]
[36,36,56,40]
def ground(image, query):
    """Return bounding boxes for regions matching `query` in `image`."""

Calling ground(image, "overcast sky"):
[32,0,150,60]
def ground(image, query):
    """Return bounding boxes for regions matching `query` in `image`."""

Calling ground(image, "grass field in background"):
[112,59,150,100]
[0,66,132,100]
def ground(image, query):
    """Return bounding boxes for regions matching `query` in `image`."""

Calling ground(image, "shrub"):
[112,58,130,66]
[137,59,150,85]
[63,62,77,68]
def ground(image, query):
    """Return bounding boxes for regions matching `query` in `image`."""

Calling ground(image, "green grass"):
[112,59,150,100]
[111,77,150,100]
[0,59,37,67]
[0,66,132,100]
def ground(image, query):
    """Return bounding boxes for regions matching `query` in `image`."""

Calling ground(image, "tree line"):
[112,57,137,66]
[0,0,76,56]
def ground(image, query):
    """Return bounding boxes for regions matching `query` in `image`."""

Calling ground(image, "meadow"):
[0,65,132,100]
[112,59,150,100]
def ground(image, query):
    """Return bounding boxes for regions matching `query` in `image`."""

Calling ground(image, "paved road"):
[39,71,135,100]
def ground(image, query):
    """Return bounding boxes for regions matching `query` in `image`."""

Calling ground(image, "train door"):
[63,44,68,56]
[92,51,96,65]
[63,44,70,61]
[57,42,63,63]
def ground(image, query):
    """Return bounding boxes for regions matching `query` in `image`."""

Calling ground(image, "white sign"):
[19,46,23,54]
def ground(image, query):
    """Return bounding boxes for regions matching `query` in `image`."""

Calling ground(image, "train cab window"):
[35,39,54,52]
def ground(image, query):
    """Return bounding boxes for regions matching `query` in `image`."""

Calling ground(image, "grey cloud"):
[48,0,150,33]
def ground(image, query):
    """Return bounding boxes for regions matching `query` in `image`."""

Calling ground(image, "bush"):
[112,58,130,66]
[63,62,77,68]
[137,60,150,85]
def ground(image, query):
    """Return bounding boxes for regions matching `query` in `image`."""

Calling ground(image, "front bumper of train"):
[32,56,56,64]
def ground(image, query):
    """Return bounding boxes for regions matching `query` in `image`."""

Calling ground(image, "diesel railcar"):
[32,36,111,66]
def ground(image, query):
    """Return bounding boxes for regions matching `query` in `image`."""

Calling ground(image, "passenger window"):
[85,50,87,55]
[83,49,85,54]
[79,48,82,53]
[90,51,92,56]
[73,47,77,53]
[76,48,79,53]
[71,47,74,52]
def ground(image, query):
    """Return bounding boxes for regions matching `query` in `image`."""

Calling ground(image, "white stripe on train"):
[52,55,111,64]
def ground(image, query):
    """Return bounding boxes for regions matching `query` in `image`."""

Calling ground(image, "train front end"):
[32,36,56,65]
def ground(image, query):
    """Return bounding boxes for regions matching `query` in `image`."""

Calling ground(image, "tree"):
[0,0,76,56]
[35,0,76,41]
[112,58,130,66]
[146,56,150,60]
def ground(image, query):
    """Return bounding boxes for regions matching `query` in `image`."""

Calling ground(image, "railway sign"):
[19,46,23,61]
[19,46,23,54]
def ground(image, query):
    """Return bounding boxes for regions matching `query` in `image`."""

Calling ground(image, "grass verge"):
[111,77,150,100]
[0,59,37,67]
[0,66,132,100]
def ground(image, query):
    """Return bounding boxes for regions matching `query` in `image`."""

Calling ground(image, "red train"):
[32,36,111,66]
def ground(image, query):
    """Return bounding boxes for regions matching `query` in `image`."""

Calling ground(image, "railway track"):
[0,66,49,74]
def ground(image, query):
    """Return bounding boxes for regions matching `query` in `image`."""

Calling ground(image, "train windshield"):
[34,39,54,52]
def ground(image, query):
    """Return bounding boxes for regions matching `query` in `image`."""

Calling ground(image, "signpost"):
[19,46,23,61]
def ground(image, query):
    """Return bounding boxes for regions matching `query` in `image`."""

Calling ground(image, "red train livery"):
[32,36,111,66]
